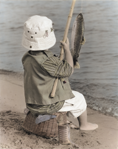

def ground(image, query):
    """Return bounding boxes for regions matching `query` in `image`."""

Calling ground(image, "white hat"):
[22,15,56,51]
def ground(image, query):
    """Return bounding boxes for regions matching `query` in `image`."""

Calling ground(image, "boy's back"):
[22,49,74,115]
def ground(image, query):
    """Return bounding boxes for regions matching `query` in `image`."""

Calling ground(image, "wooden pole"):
[50,0,76,97]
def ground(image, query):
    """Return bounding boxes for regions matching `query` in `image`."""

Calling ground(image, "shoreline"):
[69,78,118,120]
[0,69,118,119]
[0,69,118,149]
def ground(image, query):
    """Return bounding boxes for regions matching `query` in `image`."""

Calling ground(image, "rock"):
[15,140,20,144]
[106,108,112,113]
[6,111,11,113]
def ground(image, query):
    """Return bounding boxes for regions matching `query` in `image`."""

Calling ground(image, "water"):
[0,0,118,117]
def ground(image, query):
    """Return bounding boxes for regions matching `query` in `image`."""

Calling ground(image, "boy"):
[22,15,98,144]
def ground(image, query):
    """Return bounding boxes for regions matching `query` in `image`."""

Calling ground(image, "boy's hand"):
[60,38,70,51]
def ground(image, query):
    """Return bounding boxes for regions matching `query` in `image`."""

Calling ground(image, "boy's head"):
[22,15,56,51]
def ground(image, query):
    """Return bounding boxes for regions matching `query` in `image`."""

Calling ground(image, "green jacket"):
[22,50,74,115]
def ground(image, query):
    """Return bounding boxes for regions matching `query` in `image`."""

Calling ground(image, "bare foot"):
[80,122,98,131]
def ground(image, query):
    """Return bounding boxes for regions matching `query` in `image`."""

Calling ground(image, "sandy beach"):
[0,0,118,148]
[0,70,118,149]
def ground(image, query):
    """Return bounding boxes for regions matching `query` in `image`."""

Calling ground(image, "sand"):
[0,70,118,149]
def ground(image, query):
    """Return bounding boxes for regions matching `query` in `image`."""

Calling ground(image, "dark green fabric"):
[42,52,72,77]
[26,101,64,116]
[22,50,75,115]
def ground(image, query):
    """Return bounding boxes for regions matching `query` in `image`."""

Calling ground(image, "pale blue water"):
[0,0,118,117]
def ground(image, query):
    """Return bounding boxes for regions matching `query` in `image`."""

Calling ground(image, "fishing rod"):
[50,0,76,98]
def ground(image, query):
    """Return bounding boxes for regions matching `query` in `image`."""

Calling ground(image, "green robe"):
[22,50,74,115]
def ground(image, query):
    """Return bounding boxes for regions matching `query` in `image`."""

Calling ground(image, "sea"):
[0,0,118,117]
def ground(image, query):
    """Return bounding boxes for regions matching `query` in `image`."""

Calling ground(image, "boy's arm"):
[41,38,73,78]
[41,56,72,78]
[60,38,74,74]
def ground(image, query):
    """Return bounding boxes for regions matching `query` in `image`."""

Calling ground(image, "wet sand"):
[0,70,118,149]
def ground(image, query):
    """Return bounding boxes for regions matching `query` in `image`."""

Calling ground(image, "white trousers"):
[59,90,87,118]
